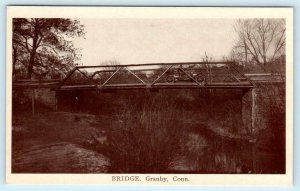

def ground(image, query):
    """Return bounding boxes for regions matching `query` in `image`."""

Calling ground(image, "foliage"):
[256,82,285,133]
[13,18,85,79]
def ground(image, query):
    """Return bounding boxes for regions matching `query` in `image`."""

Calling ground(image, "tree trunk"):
[26,25,39,79]
[27,51,36,79]
[262,60,267,72]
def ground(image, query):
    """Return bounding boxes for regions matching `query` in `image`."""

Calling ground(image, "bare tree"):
[232,19,285,72]
[98,60,122,71]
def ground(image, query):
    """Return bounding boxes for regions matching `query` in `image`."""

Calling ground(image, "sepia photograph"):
[6,7,293,185]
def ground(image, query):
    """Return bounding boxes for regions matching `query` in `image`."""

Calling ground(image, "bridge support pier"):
[250,88,257,173]
[251,88,256,134]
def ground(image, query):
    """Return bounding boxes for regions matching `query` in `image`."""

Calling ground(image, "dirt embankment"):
[12,112,109,173]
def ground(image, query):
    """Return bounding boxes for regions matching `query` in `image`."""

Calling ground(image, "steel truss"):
[58,62,254,90]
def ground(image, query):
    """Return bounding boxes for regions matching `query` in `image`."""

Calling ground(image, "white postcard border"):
[6,6,293,186]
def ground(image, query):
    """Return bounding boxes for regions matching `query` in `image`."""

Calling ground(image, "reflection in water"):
[171,127,253,174]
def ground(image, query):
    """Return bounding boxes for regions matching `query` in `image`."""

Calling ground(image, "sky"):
[73,19,237,66]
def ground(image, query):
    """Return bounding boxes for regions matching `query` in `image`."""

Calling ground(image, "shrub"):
[89,95,187,173]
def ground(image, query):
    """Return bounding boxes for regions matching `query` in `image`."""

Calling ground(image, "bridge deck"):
[58,82,253,91]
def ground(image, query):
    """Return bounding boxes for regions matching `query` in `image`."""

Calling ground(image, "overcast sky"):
[73,19,237,66]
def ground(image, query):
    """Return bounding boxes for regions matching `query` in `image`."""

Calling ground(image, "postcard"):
[6,6,293,185]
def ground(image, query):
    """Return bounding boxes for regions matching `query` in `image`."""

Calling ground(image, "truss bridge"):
[58,61,253,91]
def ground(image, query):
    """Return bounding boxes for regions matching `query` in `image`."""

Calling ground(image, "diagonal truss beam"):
[124,67,146,85]
[151,65,174,85]
[102,67,123,86]
[76,68,93,81]
[178,68,204,86]
[59,67,77,87]
[99,67,147,86]
[225,66,241,82]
